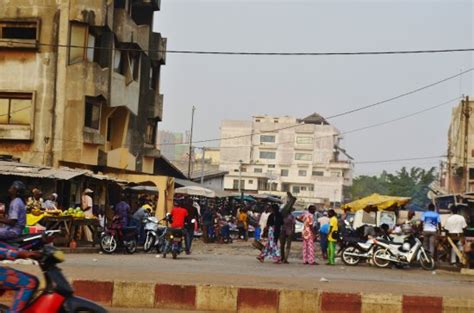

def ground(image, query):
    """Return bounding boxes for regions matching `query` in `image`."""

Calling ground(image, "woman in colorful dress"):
[298,205,317,265]
[257,204,282,263]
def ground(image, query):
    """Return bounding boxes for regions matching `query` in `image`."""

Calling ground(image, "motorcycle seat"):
[377,238,402,245]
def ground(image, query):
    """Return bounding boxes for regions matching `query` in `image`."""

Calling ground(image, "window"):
[330,171,341,177]
[145,120,156,145]
[298,170,307,177]
[114,49,140,83]
[260,135,275,143]
[282,183,290,192]
[0,93,32,125]
[149,66,160,90]
[268,164,276,168]
[69,23,88,64]
[258,178,268,190]
[470,168,474,180]
[255,119,261,123]
[296,136,313,144]
[312,171,324,177]
[248,180,253,184]
[309,185,314,191]
[84,97,101,130]
[292,186,300,194]
[254,168,263,173]
[241,167,247,172]
[233,179,239,189]
[270,183,278,191]
[295,153,312,161]
[260,151,276,159]
[301,186,307,191]
[281,169,289,177]
[106,117,112,142]
[0,20,38,40]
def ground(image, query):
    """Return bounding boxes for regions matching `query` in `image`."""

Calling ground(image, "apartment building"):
[0,0,166,174]
[219,114,353,205]
[443,97,474,193]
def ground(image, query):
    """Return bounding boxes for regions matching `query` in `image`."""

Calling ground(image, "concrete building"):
[443,97,474,193]
[157,130,190,162]
[219,114,353,206]
[0,0,166,174]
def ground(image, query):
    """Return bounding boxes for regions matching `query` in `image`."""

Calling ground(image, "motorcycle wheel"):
[125,240,137,254]
[100,234,117,254]
[172,250,178,259]
[419,253,436,271]
[143,234,155,253]
[373,248,392,268]
[342,246,361,266]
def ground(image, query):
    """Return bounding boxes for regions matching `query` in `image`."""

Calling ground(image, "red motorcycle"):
[0,245,106,313]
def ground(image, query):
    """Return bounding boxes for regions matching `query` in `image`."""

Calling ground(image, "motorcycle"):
[100,218,138,254]
[143,216,168,253]
[0,245,106,313]
[372,234,436,270]
[341,238,376,266]
[4,230,60,251]
[162,228,184,259]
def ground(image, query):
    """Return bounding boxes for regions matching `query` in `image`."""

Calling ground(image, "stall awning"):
[342,193,411,212]
[174,178,231,198]
[0,161,87,180]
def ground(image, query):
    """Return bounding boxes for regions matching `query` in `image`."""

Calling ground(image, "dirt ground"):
[7,240,474,298]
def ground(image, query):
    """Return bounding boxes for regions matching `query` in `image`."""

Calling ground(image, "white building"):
[219,114,353,206]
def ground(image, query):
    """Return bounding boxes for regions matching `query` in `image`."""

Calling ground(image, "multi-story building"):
[443,97,474,193]
[0,0,166,174]
[219,114,353,206]
[157,130,190,162]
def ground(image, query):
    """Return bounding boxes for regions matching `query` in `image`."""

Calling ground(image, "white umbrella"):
[175,186,216,198]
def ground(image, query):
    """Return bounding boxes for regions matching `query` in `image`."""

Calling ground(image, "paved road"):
[10,241,474,297]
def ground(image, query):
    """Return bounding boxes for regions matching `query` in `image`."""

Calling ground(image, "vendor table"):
[39,216,100,247]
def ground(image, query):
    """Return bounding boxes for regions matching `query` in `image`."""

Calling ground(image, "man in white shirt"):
[444,205,468,265]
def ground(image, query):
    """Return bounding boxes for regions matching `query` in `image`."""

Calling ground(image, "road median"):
[71,280,473,313]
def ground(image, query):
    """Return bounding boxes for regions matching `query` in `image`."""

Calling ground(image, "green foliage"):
[351,167,437,208]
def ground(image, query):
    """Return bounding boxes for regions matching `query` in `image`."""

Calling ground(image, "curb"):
[70,280,474,313]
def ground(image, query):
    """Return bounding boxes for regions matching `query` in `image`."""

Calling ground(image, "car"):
[292,210,305,240]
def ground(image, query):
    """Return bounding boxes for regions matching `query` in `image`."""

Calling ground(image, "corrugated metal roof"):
[0,161,124,182]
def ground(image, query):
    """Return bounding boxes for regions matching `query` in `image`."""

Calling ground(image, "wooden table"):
[39,216,100,247]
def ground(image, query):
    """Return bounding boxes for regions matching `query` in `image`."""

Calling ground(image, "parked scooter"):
[372,234,436,270]
[341,238,377,266]
[143,216,168,253]
[0,245,106,313]
[4,230,60,251]
[100,217,138,254]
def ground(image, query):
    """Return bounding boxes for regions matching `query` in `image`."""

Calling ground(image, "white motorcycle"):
[143,216,168,253]
[372,234,435,270]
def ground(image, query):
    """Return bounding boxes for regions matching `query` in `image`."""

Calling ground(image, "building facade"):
[0,0,166,174]
[443,97,474,193]
[219,114,353,206]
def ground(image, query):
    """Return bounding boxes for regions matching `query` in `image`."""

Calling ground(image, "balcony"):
[70,0,111,27]
[67,62,109,99]
[114,9,149,52]
[110,72,140,115]
[131,0,161,25]
[150,93,163,121]
[328,161,353,170]
[150,32,166,64]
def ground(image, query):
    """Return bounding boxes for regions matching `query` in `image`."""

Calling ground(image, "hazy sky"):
[153,0,473,176]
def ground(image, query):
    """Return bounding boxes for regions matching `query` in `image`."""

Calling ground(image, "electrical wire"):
[157,69,471,146]
[4,40,474,56]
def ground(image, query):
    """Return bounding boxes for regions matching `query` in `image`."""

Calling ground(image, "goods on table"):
[63,207,86,218]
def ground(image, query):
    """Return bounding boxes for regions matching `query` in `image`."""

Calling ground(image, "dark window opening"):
[3,27,36,39]
[145,120,156,145]
[0,92,33,125]
[0,21,38,41]
[84,97,101,130]
[106,117,112,141]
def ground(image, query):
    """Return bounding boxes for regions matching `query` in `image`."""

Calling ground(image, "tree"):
[351,167,437,208]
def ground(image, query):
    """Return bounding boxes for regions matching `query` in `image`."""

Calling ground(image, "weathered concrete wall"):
[0,1,58,165]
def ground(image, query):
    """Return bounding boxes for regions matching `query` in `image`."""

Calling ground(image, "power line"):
[159,67,470,147]
[354,155,445,165]
[215,96,460,149]
[5,40,474,56]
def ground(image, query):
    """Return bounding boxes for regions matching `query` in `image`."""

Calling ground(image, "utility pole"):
[463,96,470,193]
[187,106,196,179]
[447,133,452,193]
[200,147,206,184]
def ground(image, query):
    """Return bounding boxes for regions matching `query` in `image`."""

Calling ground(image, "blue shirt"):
[421,211,440,232]
[8,197,26,235]
[115,201,130,226]
[320,223,330,234]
